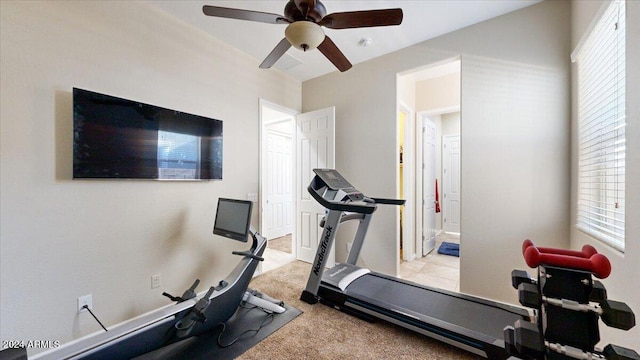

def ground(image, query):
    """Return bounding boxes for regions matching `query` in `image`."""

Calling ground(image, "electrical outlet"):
[151,274,161,289]
[78,294,92,313]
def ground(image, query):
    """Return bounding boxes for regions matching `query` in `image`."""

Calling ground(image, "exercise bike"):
[31,198,284,360]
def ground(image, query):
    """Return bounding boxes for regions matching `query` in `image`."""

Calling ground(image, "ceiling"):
[146,0,541,82]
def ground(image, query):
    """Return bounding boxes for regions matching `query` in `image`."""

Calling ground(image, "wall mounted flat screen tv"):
[73,88,222,180]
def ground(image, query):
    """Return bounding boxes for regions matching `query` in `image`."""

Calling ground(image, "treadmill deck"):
[320,271,529,358]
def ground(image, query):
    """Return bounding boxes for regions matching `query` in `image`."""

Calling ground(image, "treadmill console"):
[308,169,404,214]
[313,169,364,201]
[309,169,375,214]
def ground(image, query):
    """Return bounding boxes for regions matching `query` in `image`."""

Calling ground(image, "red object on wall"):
[435,178,441,213]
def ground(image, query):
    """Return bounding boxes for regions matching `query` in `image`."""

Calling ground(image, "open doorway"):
[259,101,337,274]
[397,59,461,292]
[259,99,297,273]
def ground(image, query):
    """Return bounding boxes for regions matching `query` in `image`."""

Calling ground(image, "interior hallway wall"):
[416,72,461,112]
[415,72,461,233]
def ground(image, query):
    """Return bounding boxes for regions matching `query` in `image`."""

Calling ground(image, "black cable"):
[82,305,108,332]
[216,305,276,348]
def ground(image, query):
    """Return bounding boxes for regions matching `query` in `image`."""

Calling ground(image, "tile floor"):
[262,232,461,294]
[261,235,296,273]
[399,232,461,292]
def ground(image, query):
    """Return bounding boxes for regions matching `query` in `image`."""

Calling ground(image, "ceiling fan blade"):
[259,38,292,69]
[202,5,289,24]
[319,8,403,29]
[317,36,352,72]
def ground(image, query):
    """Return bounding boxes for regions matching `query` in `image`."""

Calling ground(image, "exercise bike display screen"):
[213,198,252,242]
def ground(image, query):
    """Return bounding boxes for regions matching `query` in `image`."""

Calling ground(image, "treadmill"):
[300,169,530,359]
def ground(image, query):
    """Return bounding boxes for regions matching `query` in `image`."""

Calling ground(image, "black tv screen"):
[73,88,222,180]
[213,198,252,242]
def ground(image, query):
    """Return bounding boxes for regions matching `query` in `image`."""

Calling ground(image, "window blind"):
[574,0,626,251]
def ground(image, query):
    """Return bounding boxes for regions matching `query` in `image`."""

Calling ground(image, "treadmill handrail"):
[371,197,405,206]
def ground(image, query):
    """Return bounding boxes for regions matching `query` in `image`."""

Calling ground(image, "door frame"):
[259,99,298,256]
[398,101,415,261]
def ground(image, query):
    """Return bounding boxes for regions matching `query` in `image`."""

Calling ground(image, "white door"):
[264,130,293,240]
[422,119,437,255]
[296,107,335,266]
[443,135,461,233]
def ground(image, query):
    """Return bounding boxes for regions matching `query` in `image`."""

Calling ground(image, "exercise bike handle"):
[182,279,200,300]
[522,240,611,279]
[232,250,264,262]
[162,279,201,303]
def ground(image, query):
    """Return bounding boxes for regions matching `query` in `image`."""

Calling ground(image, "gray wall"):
[570,0,640,348]
[303,0,571,304]
[0,1,300,354]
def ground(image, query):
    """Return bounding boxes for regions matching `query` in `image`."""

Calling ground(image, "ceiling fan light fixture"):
[285,21,325,51]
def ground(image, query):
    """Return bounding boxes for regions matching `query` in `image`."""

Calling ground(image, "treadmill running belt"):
[344,273,527,341]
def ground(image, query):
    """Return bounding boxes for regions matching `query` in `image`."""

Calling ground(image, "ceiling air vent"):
[274,53,303,71]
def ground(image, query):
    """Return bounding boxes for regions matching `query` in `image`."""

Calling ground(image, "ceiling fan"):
[202,0,403,72]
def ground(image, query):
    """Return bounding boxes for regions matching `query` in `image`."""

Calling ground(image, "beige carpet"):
[268,235,292,254]
[240,261,482,360]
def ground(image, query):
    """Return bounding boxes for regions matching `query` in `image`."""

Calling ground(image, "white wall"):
[441,112,461,136]
[303,0,570,305]
[397,74,416,111]
[0,1,300,354]
[570,0,640,349]
[416,72,461,112]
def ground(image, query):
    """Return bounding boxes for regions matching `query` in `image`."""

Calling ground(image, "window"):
[573,0,626,251]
